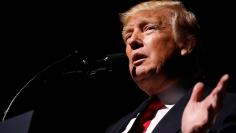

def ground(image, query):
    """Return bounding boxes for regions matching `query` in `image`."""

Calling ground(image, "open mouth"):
[132,53,147,66]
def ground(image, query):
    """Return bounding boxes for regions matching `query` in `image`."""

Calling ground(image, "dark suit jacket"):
[106,88,236,133]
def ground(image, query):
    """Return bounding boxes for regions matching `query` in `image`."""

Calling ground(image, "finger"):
[210,74,229,110]
[211,74,229,96]
[190,82,205,102]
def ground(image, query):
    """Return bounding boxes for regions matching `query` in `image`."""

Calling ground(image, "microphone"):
[60,52,127,76]
[96,53,126,65]
[89,53,127,76]
[1,51,126,121]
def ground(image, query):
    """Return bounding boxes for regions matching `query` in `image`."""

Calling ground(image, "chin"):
[132,71,154,87]
[131,62,162,80]
[132,66,164,95]
[131,66,149,81]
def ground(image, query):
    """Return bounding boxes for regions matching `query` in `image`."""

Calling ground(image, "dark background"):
[1,0,236,132]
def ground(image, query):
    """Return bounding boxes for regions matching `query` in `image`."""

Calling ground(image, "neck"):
[157,74,197,104]
[157,81,188,105]
[144,74,195,102]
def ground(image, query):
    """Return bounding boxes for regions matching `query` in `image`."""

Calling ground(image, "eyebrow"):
[122,20,154,34]
[122,27,132,34]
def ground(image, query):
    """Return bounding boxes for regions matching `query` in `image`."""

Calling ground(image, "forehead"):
[124,9,172,28]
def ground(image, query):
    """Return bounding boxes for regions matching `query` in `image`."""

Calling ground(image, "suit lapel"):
[110,97,151,133]
[152,89,192,133]
[152,86,212,133]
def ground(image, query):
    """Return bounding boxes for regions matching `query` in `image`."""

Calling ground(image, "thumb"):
[189,82,205,103]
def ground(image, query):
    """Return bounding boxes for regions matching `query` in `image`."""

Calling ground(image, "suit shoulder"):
[105,112,133,133]
[221,92,236,113]
[210,92,236,132]
[106,98,150,133]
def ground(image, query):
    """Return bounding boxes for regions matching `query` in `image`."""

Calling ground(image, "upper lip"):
[132,52,147,64]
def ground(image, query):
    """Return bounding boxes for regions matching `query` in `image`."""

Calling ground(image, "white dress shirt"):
[122,85,187,133]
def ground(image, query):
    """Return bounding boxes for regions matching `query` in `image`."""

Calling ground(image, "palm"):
[182,74,229,133]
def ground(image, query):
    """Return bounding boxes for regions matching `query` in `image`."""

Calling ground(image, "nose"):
[128,32,143,50]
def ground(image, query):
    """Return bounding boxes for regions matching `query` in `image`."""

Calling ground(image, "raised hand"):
[181,74,229,133]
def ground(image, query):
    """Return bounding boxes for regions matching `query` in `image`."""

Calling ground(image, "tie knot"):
[128,97,164,133]
[146,97,164,112]
[141,97,164,121]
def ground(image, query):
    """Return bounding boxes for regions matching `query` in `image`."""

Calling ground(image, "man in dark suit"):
[106,0,236,133]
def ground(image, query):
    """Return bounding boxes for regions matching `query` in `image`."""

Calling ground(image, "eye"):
[122,27,133,43]
[124,33,132,42]
[144,24,157,32]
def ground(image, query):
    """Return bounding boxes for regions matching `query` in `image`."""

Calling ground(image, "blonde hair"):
[120,0,200,47]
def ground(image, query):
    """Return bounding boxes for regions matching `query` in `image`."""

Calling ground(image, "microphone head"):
[89,53,127,76]
[98,53,126,64]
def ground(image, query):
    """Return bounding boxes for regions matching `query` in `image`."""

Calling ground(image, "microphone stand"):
[2,50,88,121]
[2,50,126,121]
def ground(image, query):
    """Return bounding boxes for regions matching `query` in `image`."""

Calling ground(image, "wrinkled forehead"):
[123,9,173,29]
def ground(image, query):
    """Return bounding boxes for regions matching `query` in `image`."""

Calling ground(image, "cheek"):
[149,36,176,58]
[125,46,134,73]
[147,42,177,69]
[125,46,132,62]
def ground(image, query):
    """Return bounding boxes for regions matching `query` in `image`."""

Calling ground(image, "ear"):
[180,36,196,56]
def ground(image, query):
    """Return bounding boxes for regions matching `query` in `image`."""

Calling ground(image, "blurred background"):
[1,0,236,132]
